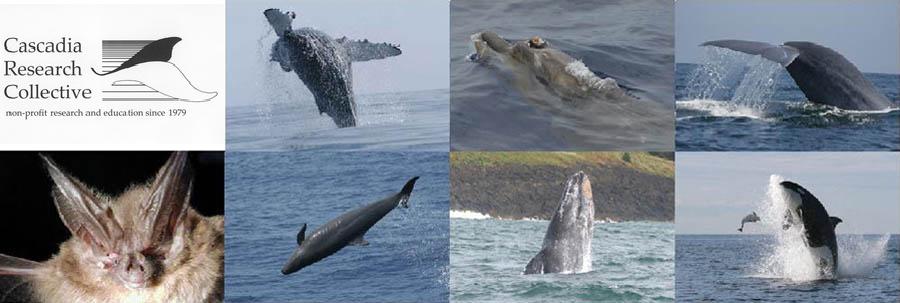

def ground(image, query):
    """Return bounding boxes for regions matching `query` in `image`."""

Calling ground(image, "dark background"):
[0,152,224,261]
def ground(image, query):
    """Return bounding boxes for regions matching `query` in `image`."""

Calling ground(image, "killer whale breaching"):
[469,31,637,102]
[524,172,594,275]
[740,180,843,278]
[281,177,418,275]
[263,8,402,128]
[701,39,895,111]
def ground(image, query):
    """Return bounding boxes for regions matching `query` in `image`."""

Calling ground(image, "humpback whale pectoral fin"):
[264,8,295,38]
[829,216,843,229]
[349,235,369,246]
[397,176,419,208]
[296,223,307,246]
[701,39,800,67]
[342,39,402,62]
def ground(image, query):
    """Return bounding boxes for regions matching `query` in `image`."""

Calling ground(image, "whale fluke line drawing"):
[95,37,218,102]
[264,8,402,128]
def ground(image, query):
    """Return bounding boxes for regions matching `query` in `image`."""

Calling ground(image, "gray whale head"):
[524,171,594,275]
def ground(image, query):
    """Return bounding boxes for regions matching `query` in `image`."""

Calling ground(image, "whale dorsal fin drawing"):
[701,39,894,111]
[93,37,181,76]
[263,8,403,128]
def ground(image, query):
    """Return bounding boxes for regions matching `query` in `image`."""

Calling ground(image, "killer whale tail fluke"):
[398,176,419,208]
[92,37,182,76]
[339,38,402,62]
[701,39,799,67]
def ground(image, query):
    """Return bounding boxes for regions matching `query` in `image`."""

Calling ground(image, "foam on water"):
[750,175,889,281]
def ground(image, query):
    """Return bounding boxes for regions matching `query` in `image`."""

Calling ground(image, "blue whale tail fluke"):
[398,177,419,208]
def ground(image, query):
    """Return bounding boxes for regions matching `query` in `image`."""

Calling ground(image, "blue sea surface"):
[225,152,449,302]
[452,219,674,302]
[676,234,900,302]
[227,89,449,151]
[676,56,900,151]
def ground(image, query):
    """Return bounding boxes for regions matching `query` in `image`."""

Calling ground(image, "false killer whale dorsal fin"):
[397,176,419,208]
[349,235,369,246]
[830,216,843,229]
[92,37,181,75]
[296,223,307,246]
[264,8,294,38]
[701,39,800,67]
[339,38,402,62]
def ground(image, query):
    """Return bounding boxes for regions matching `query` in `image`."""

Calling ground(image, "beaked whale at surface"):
[524,172,594,275]
[263,8,402,128]
[701,39,895,111]
[470,31,638,102]
[281,177,418,275]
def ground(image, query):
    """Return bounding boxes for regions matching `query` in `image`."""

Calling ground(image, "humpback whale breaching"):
[281,177,418,274]
[264,8,402,128]
[701,40,895,111]
[740,181,843,277]
[524,172,594,275]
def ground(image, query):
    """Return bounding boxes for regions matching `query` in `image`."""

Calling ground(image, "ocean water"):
[227,89,449,151]
[451,218,674,302]
[676,48,900,151]
[676,234,899,302]
[225,152,449,302]
[450,0,675,151]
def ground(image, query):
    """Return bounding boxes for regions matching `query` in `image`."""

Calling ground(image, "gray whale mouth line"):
[263,8,402,128]
[701,39,895,111]
[524,172,594,275]
[280,177,418,275]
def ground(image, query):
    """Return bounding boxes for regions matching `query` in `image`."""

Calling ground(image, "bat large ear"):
[43,155,123,253]
[141,152,192,249]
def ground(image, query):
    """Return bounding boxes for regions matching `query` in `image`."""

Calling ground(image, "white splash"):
[683,47,783,117]
[750,174,889,281]
[564,60,620,92]
[449,210,492,220]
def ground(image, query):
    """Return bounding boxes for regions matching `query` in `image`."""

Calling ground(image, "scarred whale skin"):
[702,39,894,111]
[281,177,418,274]
[524,172,594,275]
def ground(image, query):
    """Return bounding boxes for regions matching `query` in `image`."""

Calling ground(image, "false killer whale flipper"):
[778,180,841,277]
[524,172,594,275]
[280,177,419,275]
[701,39,894,111]
[738,212,760,232]
[264,8,402,128]
[471,31,637,102]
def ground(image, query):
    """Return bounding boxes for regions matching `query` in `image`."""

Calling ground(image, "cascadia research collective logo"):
[94,37,217,102]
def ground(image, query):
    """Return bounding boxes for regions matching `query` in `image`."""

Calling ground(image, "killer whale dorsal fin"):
[349,235,369,246]
[830,216,843,229]
[264,8,295,38]
[339,37,402,62]
[701,39,800,67]
[93,37,181,75]
[296,223,307,246]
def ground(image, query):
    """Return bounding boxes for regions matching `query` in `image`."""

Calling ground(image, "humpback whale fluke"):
[701,39,894,111]
[524,172,594,275]
[281,177,419,275]
[263,8,403,128]
[738,212,760,232]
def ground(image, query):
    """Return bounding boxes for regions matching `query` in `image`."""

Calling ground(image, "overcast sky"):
[676,152,900,235]
[676,0,900,74]
[227,0,448,107]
